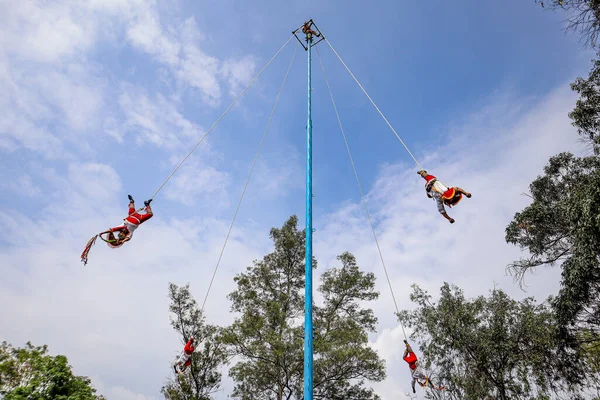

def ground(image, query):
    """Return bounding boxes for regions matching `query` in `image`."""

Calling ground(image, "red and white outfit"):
[422,173,459,202]
[110,205,153,239]
[403,350,428,390]
[176,339,195,369]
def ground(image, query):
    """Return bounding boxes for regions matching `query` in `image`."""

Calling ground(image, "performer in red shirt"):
[99,195,153,247]
[417,170,471,223]
[80,195,154,265]
[403,340,438,393]
[173,337,195,374]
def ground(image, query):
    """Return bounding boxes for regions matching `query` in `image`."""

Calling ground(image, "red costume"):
[403,350,418,370]
[403,341,436,393]
[82,196,152,264]
[421,173,459,203]
[182,339,195,367]
[110,204,153,235]
[174,338,196,374]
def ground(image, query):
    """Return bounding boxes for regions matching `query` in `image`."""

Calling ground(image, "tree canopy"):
[505,152,600,349]
[0,341,104,400]
[399,284,582,400]
[570,56,600,155]
[221,215,386,400]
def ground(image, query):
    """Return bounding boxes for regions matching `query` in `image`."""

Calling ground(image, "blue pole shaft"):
[303,34,314,400]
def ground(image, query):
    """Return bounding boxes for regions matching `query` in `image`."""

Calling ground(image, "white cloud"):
[32,67,104,132]
[107,386,156,400]
[0,1,105,158]
[250,156,304,198]
[68,163,122,202]
[0,61,104,156]
[176,18,222,105]
[0,0,256,105]
[124,1,181,66]
[109,84,233,206]
[116,85,203,149]
[221,56,258,97]
[0,0,257,159]
[0,173,41,198]
[163,159,231,207]
[0,58,70,158]
[90,374,158,400]
[119,10,255,105]
[0,1,95,64]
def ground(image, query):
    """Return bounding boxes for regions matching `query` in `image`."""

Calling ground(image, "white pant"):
[123,220,139,236]
[411,366,427,380]
[176,351,190,365]
[411,366,428,389]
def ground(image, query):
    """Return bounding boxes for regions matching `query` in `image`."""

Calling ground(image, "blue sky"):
[0,0,594,399]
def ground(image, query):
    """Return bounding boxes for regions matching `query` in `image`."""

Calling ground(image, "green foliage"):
[578,331,600,396]
[504,51,600,397]
[582,333,600,368]
[0,341,104,399]
[222,215,306,400]
[570,56,600,155]
[222,215,385,400]
[161,283,227,400]
[399,284,580,400]
[505,153,600,346]
[313,252,385,400]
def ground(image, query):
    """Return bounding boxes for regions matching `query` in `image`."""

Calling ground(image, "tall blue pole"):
[303,33,314,400]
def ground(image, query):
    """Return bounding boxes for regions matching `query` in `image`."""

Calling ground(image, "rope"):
[149,35,294,201]
[324,39,425,172]
[201,46,298,311]
[316,46,407,341]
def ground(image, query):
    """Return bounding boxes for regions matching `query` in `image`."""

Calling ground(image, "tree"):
[0,341,104,399]
[569,56,600,155]
[534,0,600,48]
[222,216,306,400]
[398,284,581,400]
[313,252,385,400]
[221,215,385,400]
[161,283,227,400]
[505,153,600,348]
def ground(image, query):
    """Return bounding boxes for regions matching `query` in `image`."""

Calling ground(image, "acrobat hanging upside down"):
[403,340,444,393]
[99,195,153,248]
[173,337,195,375]
[417,170,471,224]
[80,195,153,265]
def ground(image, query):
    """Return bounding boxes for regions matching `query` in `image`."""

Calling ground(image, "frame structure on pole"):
[292,19,324,400]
